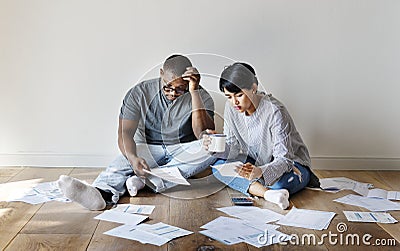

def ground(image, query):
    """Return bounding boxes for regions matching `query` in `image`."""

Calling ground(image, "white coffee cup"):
[208,134,226,153]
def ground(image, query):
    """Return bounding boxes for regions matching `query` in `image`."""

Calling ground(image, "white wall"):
[1,0,399,169]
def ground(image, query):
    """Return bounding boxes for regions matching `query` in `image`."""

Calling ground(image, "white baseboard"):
[311,157,400,170]
[0,153,115,168]
[0,154,399,170]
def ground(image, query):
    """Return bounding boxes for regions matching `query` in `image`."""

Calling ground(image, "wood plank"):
[0,167,25,183]
[5,234,91,251]
[20,201,99,234]
[1,167,73,250]
[0,168,398,250]
[0,167,24,177]
[168,187,248,251]
[161,175,227,200]
[87,188,170,251]
[0,202,42,250]
[8,167,73,182]
[69,167,103,184]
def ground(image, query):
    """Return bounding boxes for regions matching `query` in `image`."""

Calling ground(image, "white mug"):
[208,134,226,153]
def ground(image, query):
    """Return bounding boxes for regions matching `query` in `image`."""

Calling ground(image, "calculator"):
[231,197,254,206]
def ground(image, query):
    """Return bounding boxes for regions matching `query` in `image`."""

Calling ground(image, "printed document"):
[104,224,169,246]
[316,177,373,195]
[94,210,148,225]
[334,194,400,211]
[200,216,290,247]
[217,206,284,223]
[343,211,397,224]
[2,180,69,204]
[104,222,192,246]
[365,188,400,201]
[144,167,190,185]
[277,207,336,230]
[111,204,155,215]
[212,161,243,177]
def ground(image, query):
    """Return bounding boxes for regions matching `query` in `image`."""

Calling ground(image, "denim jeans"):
[92,140,217,204]
[212,158,311,196]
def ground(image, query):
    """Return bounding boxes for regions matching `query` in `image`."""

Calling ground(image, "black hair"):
[219,62,258,93]
[162,54,192,76]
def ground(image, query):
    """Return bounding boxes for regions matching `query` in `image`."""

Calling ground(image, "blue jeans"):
[92,140,217,204]
[212,158,310,196]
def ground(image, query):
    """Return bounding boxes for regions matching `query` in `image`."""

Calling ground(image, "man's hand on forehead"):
[182,67,200,92]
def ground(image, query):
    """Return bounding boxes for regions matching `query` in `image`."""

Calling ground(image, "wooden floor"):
[0,167,399,251]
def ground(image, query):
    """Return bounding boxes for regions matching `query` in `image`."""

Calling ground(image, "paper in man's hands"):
[144,167,190,186]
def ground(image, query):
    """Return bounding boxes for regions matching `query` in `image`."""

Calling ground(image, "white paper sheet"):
[217,205,258,215]
[94,210,148,225]
[211,161,243,177]
[10,193,51,204]
[138,222,193,239]
[200,216,289,247]
[3,180,70,204]
[343,211,397,224]
[144,167,190,185]
[112,204,155,215]
[199,229,245,245]
[217,206,284,223]
[200,221,264,245]
[366,188,400,201]
[201,216,279,232]
[277,207,336,230]
[316,177,373,195]
[104,222,192,246]
[200,216,244,229]
[334,194,400,212]
[104,224,169,246]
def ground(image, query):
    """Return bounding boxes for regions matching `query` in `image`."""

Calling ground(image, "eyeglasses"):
[162,85,188,95]
[161,77,188,95]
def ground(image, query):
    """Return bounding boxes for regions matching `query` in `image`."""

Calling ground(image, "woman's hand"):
[235,162,263,180]
[201,129,217,151]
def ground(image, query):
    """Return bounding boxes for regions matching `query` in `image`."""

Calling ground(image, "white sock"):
[57,175,106,211]
[263,189,290,210]
[126,176,145,197]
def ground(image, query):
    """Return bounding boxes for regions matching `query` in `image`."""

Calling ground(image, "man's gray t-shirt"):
[119,78,214,145]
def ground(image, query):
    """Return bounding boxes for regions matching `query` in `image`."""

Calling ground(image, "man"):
[58,55,216,210]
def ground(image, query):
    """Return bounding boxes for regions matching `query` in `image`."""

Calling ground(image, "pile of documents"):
[334,194,400,212]
[311,177,400,223]
[94,204,192,246]
[277,207,336,230]
[199,205,339,247]
[1,180,69,204]
[200,216,291,247]
[105,222,193,246]
[311,177,373,195]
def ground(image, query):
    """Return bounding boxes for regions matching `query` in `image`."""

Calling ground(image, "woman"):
[204,62,319,209]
